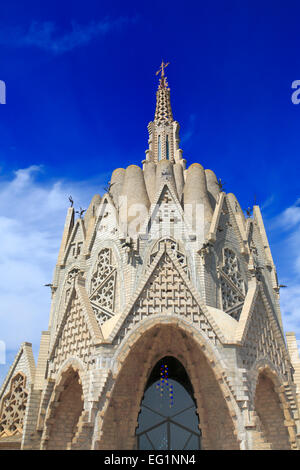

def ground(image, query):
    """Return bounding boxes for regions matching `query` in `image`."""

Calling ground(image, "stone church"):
[1,62,300,450]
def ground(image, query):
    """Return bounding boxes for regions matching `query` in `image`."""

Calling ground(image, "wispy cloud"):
[0,16,138,54]
[276,198,300,231]
[260,194,275,211]
[181,113,197,143]
[0,165,106,384]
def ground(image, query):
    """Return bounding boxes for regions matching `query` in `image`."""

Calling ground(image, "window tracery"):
[149,239,190,278]
[89,248,117,325]
[219,248,245,320]
[0,373,28,436]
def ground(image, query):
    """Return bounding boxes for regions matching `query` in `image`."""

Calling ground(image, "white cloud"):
[275,198,300,231]
[181,114,197,143]
[0,166,105,384]
[265,198,300,351]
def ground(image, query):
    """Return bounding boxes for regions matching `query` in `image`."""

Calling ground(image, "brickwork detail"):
[145,188,185,240]
[241,296,287,375]
[98,324,239,450]
[44,370,84,450]
[114,252,218,346]
[254,374,291,449]
[0,374,28,436]
[50,294,94,374]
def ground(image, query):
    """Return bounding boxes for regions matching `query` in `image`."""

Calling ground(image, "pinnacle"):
[154,79,174,124]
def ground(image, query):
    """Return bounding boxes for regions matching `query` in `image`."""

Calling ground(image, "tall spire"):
[144,61,184,166]
[154,61,174,124]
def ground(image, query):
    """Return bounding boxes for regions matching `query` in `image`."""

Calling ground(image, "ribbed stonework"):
[1,65,300,451]
[154,76,174,124]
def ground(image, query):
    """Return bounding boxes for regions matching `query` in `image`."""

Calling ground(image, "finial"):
[76,207,86,219]
[156,60,170,78]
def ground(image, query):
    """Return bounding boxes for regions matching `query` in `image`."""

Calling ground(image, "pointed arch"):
[41,363,85,450]
[94,320,242,450]
[253,366,293,449]
[136,355,201,450]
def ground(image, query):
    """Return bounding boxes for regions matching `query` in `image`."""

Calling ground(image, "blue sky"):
[0,0,300,383]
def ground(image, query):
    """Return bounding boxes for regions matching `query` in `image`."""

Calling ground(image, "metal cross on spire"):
[156,60,170,78]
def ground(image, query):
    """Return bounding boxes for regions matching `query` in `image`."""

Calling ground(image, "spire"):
[144,61,184,166]
[154,61,174,124]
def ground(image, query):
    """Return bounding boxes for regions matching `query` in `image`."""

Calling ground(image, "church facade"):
[1,63,300,450]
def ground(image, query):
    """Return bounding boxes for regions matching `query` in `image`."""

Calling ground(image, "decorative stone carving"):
[219,248,245,320]
[65,267,81,304]
[115,252,218,346]
[0,374,28,436]
[89,248,117,325]
[149,238,189,277]
[241,296,287,377]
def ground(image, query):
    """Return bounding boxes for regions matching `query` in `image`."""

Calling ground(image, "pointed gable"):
[0,343,35,439]
[140,181,192,242]
[106,247,224,345]
[85,193,119,257]
[49,278,103,375]
[236,284,289,377]
[63,219,86,266]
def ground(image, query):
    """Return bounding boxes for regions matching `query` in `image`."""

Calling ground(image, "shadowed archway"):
[44,368,84,450]
[254,371,291,450]
[96,323,240,450]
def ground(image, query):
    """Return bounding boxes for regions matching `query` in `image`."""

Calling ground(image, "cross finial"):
[156,60,170,78]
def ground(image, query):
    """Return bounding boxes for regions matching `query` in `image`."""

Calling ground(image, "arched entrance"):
[45,368,84,450]
[136,356,201,450]
[96,322,241,450]
[254,372,291,450]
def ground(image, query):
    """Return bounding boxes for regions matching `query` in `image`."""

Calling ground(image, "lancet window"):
[89,248,117,326]
[219,248,245,320]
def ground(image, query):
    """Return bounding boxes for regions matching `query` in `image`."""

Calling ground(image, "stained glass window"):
[136,357,201,450]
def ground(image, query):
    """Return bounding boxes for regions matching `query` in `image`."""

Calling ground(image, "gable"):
[214,197,245,252]
[49,280,103,375]
[63,219,86,265]
[238,290,289,376]
[140,182,193,242]
[85,195,119,257]
[107,248,223,345]
[0,373,28,438]
[0,343,35,402]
